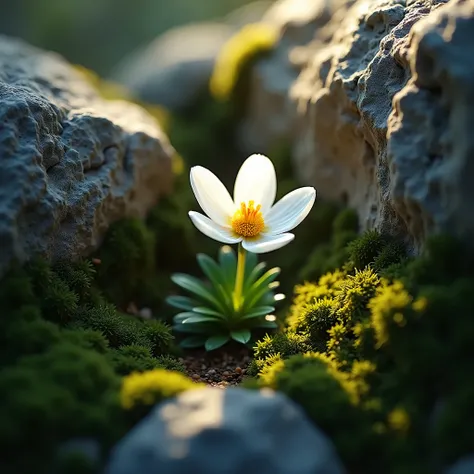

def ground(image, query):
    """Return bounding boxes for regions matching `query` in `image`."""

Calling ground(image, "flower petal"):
[265,187,316,235]
[242,233,294,254]
[188,212,242,244]
[233,154,276,213]
[190,166,235,226]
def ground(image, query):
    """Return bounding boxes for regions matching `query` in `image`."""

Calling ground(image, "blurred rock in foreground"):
[105,387,346,474]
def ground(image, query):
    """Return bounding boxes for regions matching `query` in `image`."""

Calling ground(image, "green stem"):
[233,243,246,311]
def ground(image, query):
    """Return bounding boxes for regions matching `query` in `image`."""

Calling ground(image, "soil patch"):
[180,343,251,387]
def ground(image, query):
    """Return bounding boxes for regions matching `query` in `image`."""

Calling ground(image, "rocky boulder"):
[0,36,174,276]
[105,387,346,474]
[237,0,350,155]
[110,23,235,111]
[291,0,474,251]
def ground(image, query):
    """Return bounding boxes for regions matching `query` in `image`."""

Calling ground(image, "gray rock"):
[105,387,346,474]
[110,23,235,111]
[0,36,173,276]
[237,0,350,155]
[445,455,474,474]
[291,0,474,251]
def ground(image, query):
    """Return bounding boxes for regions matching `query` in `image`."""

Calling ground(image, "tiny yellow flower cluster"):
[120,369,203,410]
[387,407,411,434]
[368,280,425,348]
[287,269,346,327]
[209,23,279,101]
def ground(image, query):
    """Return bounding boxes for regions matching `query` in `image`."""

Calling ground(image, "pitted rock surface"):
[0,36,173,276]
[291,0,474,251]
[237,0,349,155]
[105,387,346,474]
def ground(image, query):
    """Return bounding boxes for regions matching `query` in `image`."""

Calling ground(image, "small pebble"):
[235,367,242,374]
[92,258,102,265]
[223,371,230,377]
[208,369,216,375]
[192,374,201,380]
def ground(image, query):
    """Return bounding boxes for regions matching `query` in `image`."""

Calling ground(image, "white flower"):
[188,154,317,254]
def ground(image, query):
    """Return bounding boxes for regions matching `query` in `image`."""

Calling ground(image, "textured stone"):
[105,387,346,474]
[291,0,474,251]
[237,0,349,155]
[111,23,235,111]
[0,36,173,276]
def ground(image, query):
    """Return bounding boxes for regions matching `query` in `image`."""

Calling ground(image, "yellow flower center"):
[231,200,265,238]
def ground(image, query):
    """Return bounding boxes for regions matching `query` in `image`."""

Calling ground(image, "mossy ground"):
[0,252,191,474]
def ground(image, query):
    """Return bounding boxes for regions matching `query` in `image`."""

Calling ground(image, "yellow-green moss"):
[120,369,202,424]
[209,23,278,101]
[249,231,474,472]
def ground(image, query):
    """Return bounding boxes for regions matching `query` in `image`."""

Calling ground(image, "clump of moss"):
[253,331,310,361]
[2,319,61,364]
[0,344,121,474]
[0,252,183,473]
[142,319,174,356]
[250,231,474,472]
[108,345,162,376]
[62,328,110,354]
[348,230,407,273]
[290,297,337,351]
[107,344,184,377]
[95,218,156,307]
[348,230,389,270]
[257,353,380,469]
[120,369,202,424]
[336,267,380,322]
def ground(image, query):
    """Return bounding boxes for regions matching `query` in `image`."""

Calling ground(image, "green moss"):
[0,344,121,474]
[95,218,155,307]
[0,266,36,311]
[155,355,186,373]
[62,328,110,354]
[54,260,96,301]
[335,267,380,322]
[258,354,380,469]
[74,304,153,349]
[246,352,283,377]
[290,297,337,351]
[2,319,61,364]
[253,331,310,360]
[348,230,389,270]
[141,319,173,356]
[248,231,474,472]
[108,345,162,376]
[372,241,407,273]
